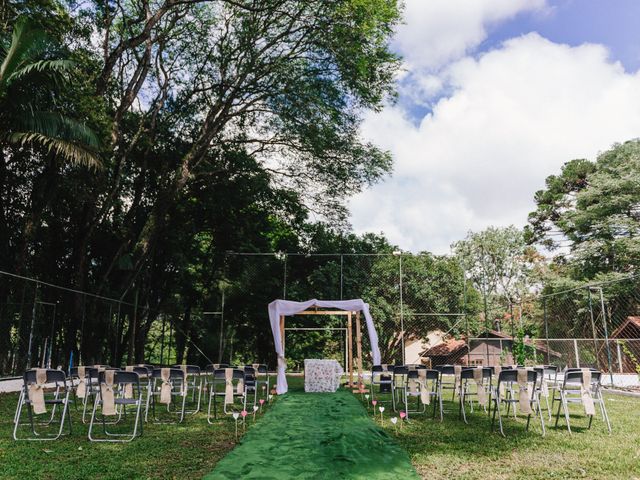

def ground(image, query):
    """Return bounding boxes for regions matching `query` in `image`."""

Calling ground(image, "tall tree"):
[527,140,640,280]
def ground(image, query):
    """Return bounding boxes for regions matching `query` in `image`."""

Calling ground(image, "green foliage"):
[528,140,640,279]
[620,341,640,379]
[0,16,101,167]
[0,0,402,372]
[512,327,537,365]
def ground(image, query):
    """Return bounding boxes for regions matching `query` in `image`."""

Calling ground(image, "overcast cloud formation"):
[349,0,640,254]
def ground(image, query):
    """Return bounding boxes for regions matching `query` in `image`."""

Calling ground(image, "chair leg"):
[497,402,506,437]
[537,396,546,437]
[490,399,497,431]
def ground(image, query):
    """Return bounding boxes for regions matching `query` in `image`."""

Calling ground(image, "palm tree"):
[0,16,101,167]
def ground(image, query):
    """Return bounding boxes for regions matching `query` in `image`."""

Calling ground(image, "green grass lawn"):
[1,377,639,480]
[358,389,640,480]
[0,388,248,479]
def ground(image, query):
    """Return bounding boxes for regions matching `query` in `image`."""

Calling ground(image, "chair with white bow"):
[553,368,611,434]
[88,370,144,442]
[206,367,247,423]
[150,367,188,424]
[459,367,492,424]
[13,368,72,441]
[173,364,203,415]
[491,368,545,437]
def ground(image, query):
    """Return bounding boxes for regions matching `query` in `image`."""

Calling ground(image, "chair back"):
[212,368,245,380]
[498,369,537,385]
[99,370,140,387]
[152,367,186,380]
[24,368,66,385]
[173,364,201,375]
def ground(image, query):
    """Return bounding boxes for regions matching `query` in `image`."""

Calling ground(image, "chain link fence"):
[219,254,640,388]
[0,270,182,377]
[4,253,640,389]
[219,252,471,371]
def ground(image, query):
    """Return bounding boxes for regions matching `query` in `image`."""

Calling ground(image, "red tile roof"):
[611,316,640,338]
[423,338,467,357]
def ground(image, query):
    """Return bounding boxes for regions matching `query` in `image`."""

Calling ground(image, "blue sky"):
[349,0,640,253]
[488,0,640,71]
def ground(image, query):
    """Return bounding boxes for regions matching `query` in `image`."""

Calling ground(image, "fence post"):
[26,283,39,369]
[283,253,287,300]
[463,273,471,364]
[595,287,615,386]
[128,288,139,364]
[114,301,122,364]
[616,341,623,373]
[398,253,405,365]
[218,288,225,363]
[160,313,166,364]
[587,288,600,370]
[573,339,580,367]
[340,254,344,300]
[543,297,550,364]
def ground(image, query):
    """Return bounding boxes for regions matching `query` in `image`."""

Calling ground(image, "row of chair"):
[369,364,611,436]
[13,363,270,442]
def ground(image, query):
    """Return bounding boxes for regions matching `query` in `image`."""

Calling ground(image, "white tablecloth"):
[304,359,344,392]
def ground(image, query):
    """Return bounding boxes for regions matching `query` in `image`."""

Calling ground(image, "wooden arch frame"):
[279,307,367,392]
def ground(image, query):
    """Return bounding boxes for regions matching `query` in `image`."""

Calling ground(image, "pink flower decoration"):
[372,400,378,406]
[241,410,248,417]
[399,411,406,419]
[259,399,265,405]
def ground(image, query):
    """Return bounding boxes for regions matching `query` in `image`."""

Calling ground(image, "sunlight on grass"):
[359,389,640,480]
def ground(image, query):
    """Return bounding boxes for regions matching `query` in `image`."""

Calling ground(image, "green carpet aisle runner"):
[205,389,419,479]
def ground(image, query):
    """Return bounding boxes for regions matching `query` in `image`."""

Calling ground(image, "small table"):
[304,359,344,393]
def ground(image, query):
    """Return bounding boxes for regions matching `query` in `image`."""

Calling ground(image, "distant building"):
[609,316,640,373]
[420,329,561,366]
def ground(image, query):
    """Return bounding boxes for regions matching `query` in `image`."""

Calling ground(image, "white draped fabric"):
[268,298,382,394]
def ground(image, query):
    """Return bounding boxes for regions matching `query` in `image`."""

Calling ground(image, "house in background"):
[609,316,640,373]
[420,329,561,366]
[421,337,468,366]
[404,329,448,365]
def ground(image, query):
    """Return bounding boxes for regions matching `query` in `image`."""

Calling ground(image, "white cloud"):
[394,0,548,71]
[350,34,640,254]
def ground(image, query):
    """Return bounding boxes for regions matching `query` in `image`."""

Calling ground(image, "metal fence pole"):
[114,301,122,364]
[218,289,225,363]
[587,287,600,370]
[160,313,166,364]
[463,273,471,364]
[283,253,287,300]
[595,287,615,386]
[543,296,550,365]
[26,283,39,369]
[398,253,405,365]
[340,254,344,300]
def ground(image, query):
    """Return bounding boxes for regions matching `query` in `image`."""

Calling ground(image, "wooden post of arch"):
[280,315,285,358]
[352,310,368,393]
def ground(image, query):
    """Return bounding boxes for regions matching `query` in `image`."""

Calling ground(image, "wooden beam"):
[354,311,367,393]
[280,315,285,356]
[293,310,353,316]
